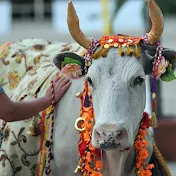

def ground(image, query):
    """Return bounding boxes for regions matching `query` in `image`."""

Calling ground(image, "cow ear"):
[142,51,154,75]
[53,52,86,75]
[138,41,155,75]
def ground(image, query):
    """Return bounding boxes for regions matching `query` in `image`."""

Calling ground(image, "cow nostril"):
[117,130,123,137]
[95,130,101,137]
[95,130,107,138]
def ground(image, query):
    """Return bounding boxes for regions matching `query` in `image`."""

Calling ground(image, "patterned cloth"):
[0,38,85,176]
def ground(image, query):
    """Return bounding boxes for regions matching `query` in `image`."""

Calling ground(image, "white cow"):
[52,0,173,176]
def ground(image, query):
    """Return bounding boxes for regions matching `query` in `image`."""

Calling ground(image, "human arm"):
[0,76,71,122]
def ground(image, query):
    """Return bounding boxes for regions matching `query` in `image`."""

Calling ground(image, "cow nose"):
[95,129,124,139]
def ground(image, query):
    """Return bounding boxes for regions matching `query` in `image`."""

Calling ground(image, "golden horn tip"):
[68,1,73,7]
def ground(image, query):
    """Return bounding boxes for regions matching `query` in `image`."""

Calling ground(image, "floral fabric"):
[0,38,84,176]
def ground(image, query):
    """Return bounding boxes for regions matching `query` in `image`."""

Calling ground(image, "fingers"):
[58,77,71,87]
[53,76,59,83]
[61,81,72,92]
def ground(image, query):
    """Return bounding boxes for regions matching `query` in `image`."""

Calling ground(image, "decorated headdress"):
[67,0,165,128]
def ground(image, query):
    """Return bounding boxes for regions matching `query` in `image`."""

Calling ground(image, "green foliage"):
[160,63,176,82]
[61,57,82,68]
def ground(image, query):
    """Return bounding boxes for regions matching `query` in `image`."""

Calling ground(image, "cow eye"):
[134,76,144,86]
[87,77,93,86]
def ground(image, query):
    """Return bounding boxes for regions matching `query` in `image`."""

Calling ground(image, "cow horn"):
[147,0,164,44]
[67,1,91,49]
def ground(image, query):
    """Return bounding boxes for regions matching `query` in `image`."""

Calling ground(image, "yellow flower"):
[8,72,20,89]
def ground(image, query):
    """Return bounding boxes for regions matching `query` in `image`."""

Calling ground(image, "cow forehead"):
[89,49,144,77]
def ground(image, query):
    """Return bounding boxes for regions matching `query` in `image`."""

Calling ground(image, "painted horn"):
[67,1,91,49]
[147,0,164,44]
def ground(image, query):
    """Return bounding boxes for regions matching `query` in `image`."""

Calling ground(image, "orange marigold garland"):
[135,112,155,176]
[75,80,103,176]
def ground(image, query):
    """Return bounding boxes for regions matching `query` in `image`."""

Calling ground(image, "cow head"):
[54,0,176,151]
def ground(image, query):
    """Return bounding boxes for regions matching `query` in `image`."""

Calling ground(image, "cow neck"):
[74,80,154,176]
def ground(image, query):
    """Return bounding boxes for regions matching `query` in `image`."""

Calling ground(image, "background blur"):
[0,0,175,174]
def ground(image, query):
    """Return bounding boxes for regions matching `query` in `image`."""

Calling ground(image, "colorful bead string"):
[142,33,164,128]
[84,38,100,73]
[45,80,55,175]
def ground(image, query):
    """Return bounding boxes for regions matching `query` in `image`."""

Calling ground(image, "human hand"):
[46,75,72,104]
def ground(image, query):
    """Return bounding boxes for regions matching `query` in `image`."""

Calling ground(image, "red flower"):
[141,112,150,128]
[79,140,87,157]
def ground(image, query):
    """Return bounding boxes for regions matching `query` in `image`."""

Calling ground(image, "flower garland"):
[135,112,155,176]
[75,80,103,176]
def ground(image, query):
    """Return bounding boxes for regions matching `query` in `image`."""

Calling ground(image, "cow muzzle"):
[92,124,130,151]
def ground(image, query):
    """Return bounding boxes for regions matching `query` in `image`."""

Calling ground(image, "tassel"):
[92,47,103,59]
[119,46,124,56]
[135,44,140,58]
[150,112,158,128]
[126,45,134,56]
[100,48,111,57]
